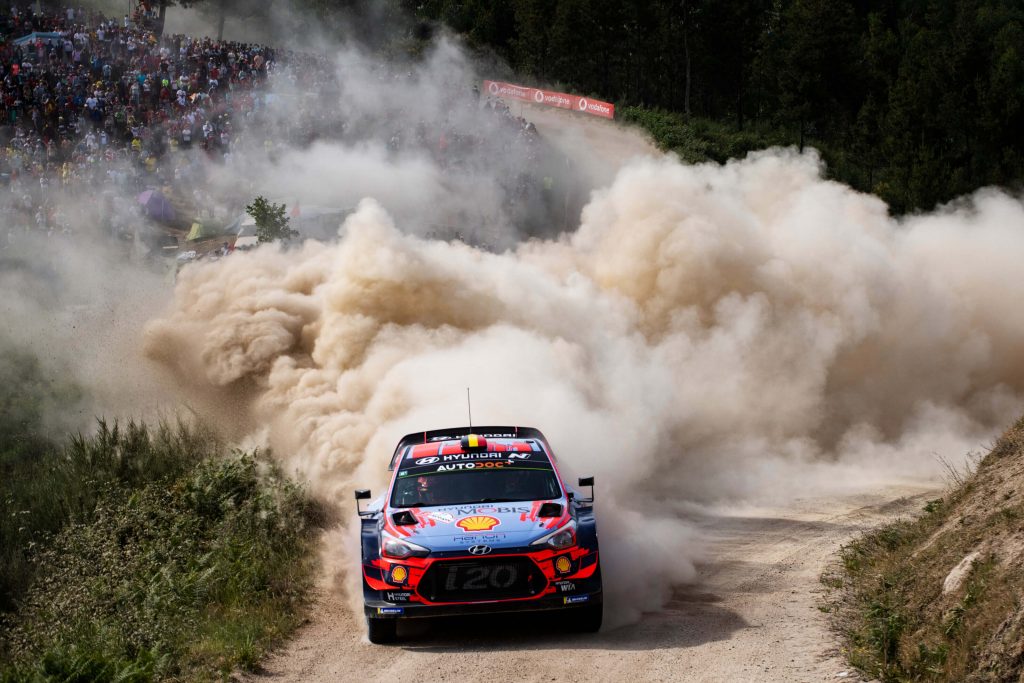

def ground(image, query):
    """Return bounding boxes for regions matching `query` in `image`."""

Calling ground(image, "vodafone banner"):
[482,80,615,120]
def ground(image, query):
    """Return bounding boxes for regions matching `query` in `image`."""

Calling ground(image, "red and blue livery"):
[355,425,602,643]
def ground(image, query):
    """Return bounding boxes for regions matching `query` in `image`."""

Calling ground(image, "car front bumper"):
[364,585,603,619]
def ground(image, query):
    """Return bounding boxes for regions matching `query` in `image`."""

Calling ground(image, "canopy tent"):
[137,189,176,222]
[13,32,63,47]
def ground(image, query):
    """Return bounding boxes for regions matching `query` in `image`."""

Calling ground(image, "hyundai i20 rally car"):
[355,426,602,644]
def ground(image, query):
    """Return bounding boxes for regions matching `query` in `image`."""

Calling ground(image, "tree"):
[246,196,298,244]
[511,0,557,78]
[771,0,859,150]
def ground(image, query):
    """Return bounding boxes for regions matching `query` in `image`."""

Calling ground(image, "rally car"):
[355,425,602,643]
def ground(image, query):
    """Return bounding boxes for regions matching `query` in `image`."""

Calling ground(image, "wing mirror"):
[578,476,595,503]
[354,489,372,517]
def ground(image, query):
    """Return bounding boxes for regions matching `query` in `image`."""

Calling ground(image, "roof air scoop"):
[392,510,417,526]
[538,502,562,518]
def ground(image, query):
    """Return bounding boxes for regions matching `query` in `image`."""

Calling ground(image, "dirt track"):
[244,485,935,683]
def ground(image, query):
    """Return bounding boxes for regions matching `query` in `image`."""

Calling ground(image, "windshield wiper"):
[474,497,527,503]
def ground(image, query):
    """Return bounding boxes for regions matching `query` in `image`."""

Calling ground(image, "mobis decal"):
[433,505,531,516]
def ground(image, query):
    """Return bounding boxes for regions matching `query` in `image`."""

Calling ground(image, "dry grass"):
[824,416,1024,682]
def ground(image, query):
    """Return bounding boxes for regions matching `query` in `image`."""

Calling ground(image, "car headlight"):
[381,530,430,559]
[531,520,576,550]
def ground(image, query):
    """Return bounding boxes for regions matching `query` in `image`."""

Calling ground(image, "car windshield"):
[391,469,561,508]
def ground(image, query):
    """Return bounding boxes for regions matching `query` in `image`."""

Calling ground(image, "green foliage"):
[865,594,906,670]
[408,0,1024,213]
[245,196,298,245]
[0,447,319,681]
[619,106,789,164]
[0,419,215,613]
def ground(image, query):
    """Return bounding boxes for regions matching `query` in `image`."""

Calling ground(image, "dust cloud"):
[144,147,1024,624]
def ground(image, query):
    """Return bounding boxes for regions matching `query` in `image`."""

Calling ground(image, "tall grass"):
[1,419,217,613]
[0,421,322,681]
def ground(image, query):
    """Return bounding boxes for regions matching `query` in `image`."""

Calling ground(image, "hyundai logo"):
[468,545,492,555]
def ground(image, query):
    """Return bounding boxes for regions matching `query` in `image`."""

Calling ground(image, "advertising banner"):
[482,80,615,120]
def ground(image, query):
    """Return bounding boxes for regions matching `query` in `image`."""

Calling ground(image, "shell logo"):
[555,556,572,574]
[456,515,500,532]
[391,565,408,583]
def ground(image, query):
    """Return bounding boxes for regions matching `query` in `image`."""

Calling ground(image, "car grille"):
[417,556,546,602]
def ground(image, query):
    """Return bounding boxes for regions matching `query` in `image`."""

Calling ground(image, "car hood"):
[391,501,565,552]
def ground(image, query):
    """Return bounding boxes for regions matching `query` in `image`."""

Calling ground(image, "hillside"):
[827,416,1024,681]
[411,0,1024,214]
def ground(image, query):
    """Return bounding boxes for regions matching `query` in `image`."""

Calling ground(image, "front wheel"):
[366,615,398,644]
[569,602,603,633]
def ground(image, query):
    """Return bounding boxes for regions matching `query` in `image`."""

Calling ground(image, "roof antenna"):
[466,387,473,430]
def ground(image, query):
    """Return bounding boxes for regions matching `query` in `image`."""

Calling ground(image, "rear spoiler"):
[388,425,549,471]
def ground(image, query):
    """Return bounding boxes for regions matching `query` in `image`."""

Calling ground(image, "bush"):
[245,196,298,244]
[0,428,320,682]
[0,419,217,613]
[619,106,791,165]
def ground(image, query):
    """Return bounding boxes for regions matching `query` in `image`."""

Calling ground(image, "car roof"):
[388,426,550,471]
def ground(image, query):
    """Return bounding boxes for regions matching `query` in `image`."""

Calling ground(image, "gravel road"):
[244,485,935,683]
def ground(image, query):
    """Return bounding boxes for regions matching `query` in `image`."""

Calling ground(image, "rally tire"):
[569,602,603,633]
[366,615,398,644]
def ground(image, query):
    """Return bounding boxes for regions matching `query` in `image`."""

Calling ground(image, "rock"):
[942,550,981,594]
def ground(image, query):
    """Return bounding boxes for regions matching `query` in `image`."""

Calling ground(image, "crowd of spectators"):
[0,3,569,251]
[0,3,314,242]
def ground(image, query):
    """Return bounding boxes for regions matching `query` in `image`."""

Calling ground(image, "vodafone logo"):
[481,79,614,118]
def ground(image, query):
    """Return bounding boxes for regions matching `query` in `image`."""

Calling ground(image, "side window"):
[544,472,560,498]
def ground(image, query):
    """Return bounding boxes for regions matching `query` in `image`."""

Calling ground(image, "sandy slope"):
[242,485,935,683]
